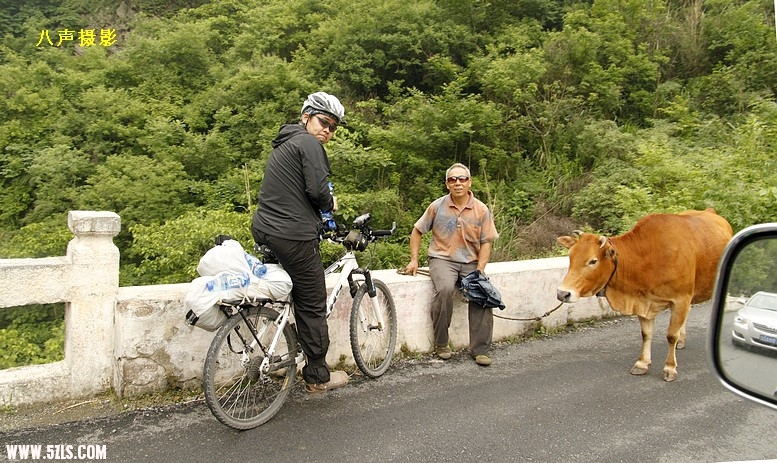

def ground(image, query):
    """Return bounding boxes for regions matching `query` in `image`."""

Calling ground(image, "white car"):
[732,291,777,353]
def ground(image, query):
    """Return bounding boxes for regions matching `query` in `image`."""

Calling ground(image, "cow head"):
[556,232,618,302]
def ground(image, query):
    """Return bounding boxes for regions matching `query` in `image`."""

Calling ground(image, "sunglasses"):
[446,175,470,184]
[315,115,338,132]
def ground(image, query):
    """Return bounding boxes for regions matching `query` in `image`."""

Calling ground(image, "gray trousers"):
[428,257,493,356]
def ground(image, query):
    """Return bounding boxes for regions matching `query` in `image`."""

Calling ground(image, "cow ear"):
[603,241,618,260]
[557,236,576,249]
[599,236,618,260]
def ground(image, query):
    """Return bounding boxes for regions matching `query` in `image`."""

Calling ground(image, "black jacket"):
[460,270,506,310]
[252,124,335,241]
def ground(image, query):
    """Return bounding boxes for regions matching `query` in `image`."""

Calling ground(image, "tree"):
[79,155,196,252]
[294,0,477,97]
[127,208,253,285]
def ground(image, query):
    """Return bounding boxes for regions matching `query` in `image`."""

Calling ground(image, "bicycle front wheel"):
[203,306,298,430]
[350,279,397,378]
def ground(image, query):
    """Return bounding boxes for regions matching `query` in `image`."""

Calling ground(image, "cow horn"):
[571,229,584,238]
[599,236,607,248]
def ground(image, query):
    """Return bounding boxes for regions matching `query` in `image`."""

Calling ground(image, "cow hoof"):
[663,370,677,382]
[677,340,686,350]
[630,366,649,376]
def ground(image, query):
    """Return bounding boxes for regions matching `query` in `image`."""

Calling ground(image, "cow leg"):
[663,304,689,382]
[630,316,653,376]
[676,320,687,350]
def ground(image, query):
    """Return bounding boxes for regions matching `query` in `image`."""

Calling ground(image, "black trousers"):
[252,228,331,384]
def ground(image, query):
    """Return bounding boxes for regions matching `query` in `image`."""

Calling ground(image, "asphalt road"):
[3,302,777,463]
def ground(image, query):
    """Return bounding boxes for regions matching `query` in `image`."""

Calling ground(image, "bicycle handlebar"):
[323,213,396,245]
[370,222,396,238]
[256,214,395,262]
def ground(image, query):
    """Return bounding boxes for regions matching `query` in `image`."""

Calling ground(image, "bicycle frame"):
[237,303,301,375]
[323,250,387,332]
[224,214,394,376]
[234,249,386,375]
[323,251,359,316]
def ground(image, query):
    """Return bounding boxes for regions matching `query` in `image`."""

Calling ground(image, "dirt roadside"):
[0,389,204,434]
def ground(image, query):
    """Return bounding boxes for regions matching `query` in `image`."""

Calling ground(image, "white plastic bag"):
[197,239,250,276]
[185,266,293,331]
[197,239,267,279]
[184,275,227,331]
[244,264,293,301]
[186,240,293,331]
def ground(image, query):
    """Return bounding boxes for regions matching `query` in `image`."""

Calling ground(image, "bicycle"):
[202,213,398,430]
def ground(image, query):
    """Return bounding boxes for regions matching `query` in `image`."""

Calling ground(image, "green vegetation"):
[0,0,775,367]
[0,304,65,369]
[728,238,777,297]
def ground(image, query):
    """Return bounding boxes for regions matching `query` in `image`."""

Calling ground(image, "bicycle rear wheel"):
[203,305,298,430]
[349,279,397,378]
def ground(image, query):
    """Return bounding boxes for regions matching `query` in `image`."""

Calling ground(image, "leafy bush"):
[0,305,64,370]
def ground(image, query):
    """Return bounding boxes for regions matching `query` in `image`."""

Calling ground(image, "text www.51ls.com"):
[5,444,106,460]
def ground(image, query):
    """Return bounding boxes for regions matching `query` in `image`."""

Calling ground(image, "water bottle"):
[321,210,336,232]
[320,181,337,232]
[328,181,338,211]
[245,253,267,278]
[205,273,250,291]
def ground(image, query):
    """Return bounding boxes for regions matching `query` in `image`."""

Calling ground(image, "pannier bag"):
[185,239,293,331]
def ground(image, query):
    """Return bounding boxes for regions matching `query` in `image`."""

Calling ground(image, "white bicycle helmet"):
[301,92,346,124]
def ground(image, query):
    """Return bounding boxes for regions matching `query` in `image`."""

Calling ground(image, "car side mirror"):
[709,223,777,411]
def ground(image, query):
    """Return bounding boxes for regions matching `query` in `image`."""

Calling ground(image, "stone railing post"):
[64,211,121,395]
[0,211,121,406]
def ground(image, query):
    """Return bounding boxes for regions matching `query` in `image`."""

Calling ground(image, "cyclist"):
[251,92,348,393]
[404,163,500,366]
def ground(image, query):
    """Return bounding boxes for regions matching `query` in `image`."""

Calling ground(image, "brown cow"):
[556,209,733,382]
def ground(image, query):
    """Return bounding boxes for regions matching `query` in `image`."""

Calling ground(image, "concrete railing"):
[0,211,120,407]
[0,211,613,407]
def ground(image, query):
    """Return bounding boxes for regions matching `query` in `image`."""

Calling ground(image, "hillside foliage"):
[0,0,774,284]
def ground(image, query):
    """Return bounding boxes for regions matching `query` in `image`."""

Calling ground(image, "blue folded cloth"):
[459,270,506,310]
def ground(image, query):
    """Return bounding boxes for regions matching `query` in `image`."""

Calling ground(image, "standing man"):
[404,163,500,366]
[251,92,348,393]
